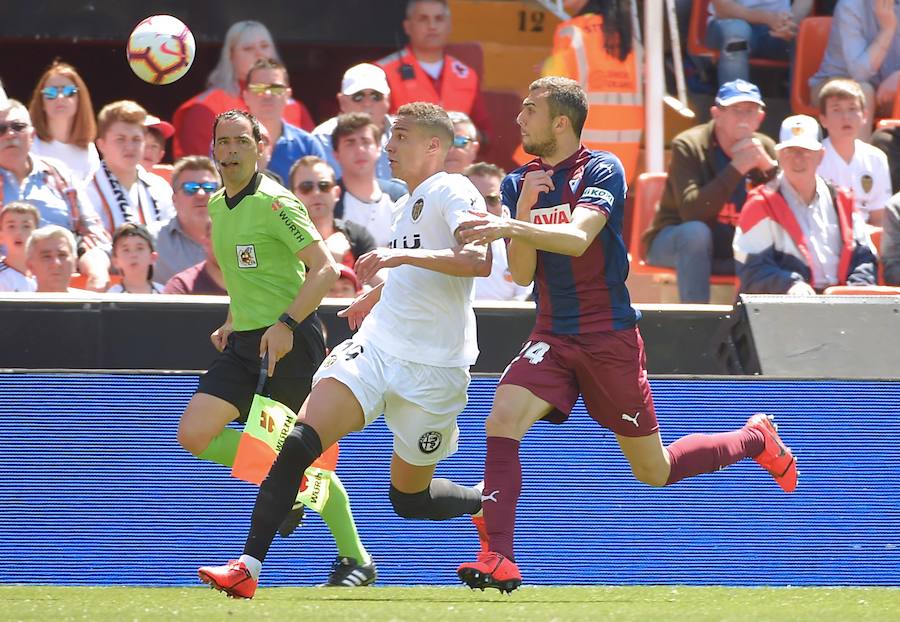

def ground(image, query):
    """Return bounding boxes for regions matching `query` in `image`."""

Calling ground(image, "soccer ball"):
[126,15,195,85]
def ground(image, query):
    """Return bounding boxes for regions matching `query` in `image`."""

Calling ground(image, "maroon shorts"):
[499,326,658,437]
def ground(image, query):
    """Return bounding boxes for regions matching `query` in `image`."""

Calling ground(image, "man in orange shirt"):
[376,0,492,143]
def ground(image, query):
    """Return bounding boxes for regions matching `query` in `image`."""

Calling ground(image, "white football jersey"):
[818,138,891,221]
[356,172,484,367]
[0,259,36,292]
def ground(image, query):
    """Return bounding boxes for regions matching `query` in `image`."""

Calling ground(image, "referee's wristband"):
[278,313,300,331]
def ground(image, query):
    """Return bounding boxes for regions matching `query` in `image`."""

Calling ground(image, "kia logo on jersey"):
[530,203,572,225]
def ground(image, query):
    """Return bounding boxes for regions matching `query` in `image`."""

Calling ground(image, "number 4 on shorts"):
[500,340,551,380]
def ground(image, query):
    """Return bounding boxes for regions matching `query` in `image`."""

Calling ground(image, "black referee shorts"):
[196,314,326,423]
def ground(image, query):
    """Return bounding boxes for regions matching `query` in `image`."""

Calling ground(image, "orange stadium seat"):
[628,172,668,276]
[629,172,738,288]
[151,164,174,184]
[824,285,900,295]
[688,0,789,69]
[790,17,832,116]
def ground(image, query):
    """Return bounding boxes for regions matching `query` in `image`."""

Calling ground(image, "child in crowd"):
[817,79,892,227]
[107,223,164,294]
[142,115,175,182]
[0,202,39,292]
[86,100,174,235]
[327,264,362,298]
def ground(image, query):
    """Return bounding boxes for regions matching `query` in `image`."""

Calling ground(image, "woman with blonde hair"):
[172,20,313,158]
[27,61,101,183]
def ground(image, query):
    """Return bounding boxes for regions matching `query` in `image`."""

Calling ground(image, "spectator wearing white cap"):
[733,114,876,295]
[313,63,394,180]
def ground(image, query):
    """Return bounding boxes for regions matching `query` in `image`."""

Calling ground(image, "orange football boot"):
[457,551,522,593]
[746,413,798,493]
[198,560,258,599]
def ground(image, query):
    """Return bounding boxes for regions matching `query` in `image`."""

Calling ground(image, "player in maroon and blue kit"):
[454,77,798,593]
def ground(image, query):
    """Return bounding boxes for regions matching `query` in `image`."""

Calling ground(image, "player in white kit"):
[198,102,493,599]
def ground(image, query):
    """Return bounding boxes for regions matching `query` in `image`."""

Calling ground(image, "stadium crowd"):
[2,0,900,302]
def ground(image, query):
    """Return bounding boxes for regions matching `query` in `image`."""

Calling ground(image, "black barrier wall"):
[0,296,734,374]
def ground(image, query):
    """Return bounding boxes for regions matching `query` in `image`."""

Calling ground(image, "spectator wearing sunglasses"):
[27,61,100,184]
[86,100,175,236]
[313,63,395,181]
[289,156,378,272]
[241,58,326,187]
[0,100,110,291]
[171,20,315,159]
[150,156,220,284]
[445,111,480,174]
[464,162,532,301]
[331,113,407,247]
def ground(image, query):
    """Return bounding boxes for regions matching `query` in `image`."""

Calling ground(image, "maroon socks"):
[482,436,522,560]
[665,426,765,485]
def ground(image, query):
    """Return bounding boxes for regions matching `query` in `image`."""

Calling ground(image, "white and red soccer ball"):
[126,15,195,85]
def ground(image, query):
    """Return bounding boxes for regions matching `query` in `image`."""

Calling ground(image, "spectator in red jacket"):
[171,20,314,158]
[376,0,492,144]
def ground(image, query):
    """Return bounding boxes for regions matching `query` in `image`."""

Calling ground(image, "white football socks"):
[239,554,262,579]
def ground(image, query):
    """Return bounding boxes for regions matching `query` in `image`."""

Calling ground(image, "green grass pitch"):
[3,586,899,622]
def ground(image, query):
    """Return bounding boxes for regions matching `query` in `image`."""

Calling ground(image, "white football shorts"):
[313,337,469,466]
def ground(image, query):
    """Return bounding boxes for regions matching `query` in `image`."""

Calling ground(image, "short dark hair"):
[213,109,262,144]
[406,0,449,18]
[172,155,219,190]
[529,76,588,137]
[145,126,166,146]
[289,155,336,189]
[332,112,382,151]
[464,161,505,180]
[396,102,454,149]
[245,57,289,86]
[112,222,155,280]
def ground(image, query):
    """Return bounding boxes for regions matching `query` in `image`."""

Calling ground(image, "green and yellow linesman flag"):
[231,354,334,512]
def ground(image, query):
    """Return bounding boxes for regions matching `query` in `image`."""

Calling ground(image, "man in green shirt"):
[177,109,377,587]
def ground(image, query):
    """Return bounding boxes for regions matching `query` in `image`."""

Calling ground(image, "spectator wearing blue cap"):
[642,79,778,303]
[707,0,814,85]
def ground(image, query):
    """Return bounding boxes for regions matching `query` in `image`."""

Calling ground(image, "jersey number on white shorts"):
[500,340,551,381]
